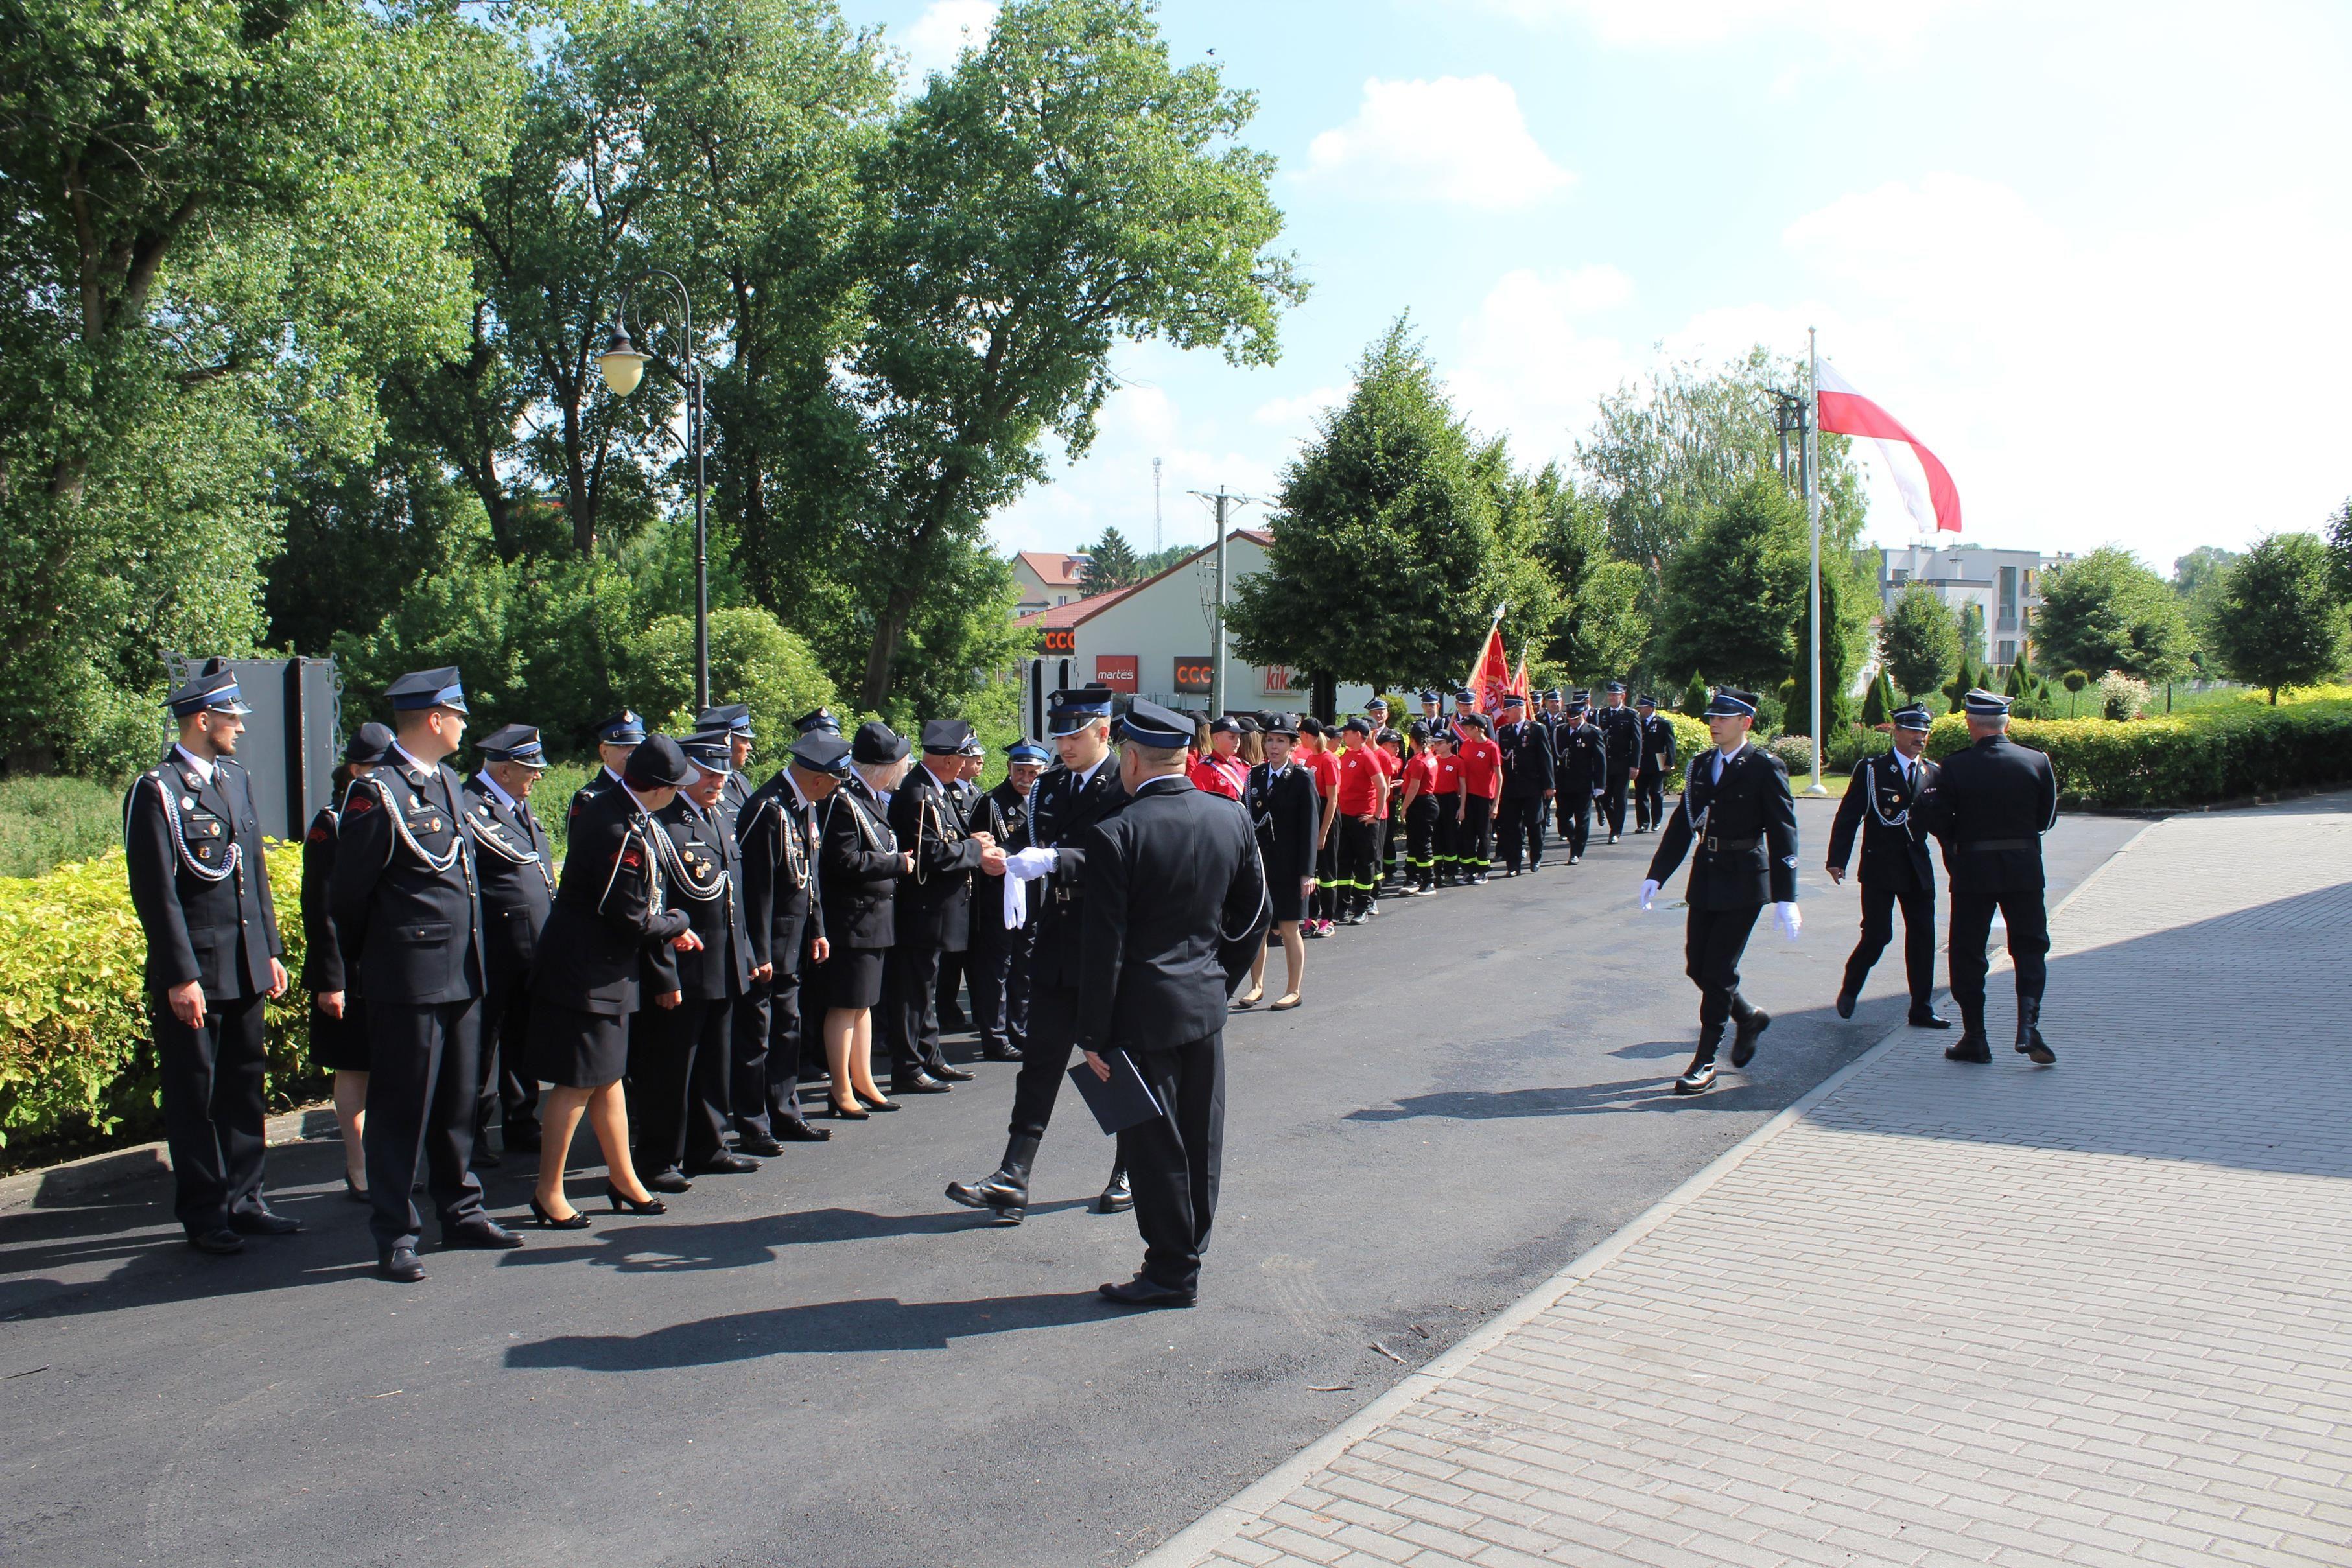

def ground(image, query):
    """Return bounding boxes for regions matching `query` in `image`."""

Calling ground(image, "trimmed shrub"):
[0,843,313,1155]
[2099,670,2151,721]
[1923,699,2352,808]
[1825,723,1879,774]
[1660,713,1710,790]
[1768,734,1817,775]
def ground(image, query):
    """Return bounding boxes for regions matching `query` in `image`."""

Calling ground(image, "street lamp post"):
[597,270,710,712]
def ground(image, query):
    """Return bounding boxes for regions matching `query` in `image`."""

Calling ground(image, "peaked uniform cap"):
[1703,688,1760,718]
[696,703,754,738]
[624,734,692,790]
[681,731,735,774]
[792,708,840,736]
[346,721,395,765]
[789,732,853,775]
[1962,688,2012,717]
[1117,698,1194,749]
[477,723,548,768]
[387,668,468,713]
[920,718,974,754]
[1892,703,1935,732]
[593,710,646,745]
[1005,741,1051,765]
[167,657,252,717]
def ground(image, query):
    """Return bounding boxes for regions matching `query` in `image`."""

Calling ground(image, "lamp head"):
[597,320,647,397]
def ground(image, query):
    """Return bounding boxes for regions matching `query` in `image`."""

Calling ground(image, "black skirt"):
[529,999,630,1089]
[1261,839,1308,925]
[307,996,370,1073]
[817,946,886,1011]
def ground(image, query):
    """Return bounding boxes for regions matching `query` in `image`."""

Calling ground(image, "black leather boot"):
[2014,996,2056,1064]
[945,1136,1040,1222]
[1946,1021,1993,1063]
[1729,1000,1771,1068]
[1673,1028,1723,1095]
[1095,1162,1133,1214]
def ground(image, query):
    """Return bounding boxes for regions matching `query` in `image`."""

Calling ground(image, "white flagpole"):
[1805,328,1827,796]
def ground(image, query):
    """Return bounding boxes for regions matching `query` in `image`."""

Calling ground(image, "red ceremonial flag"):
[1466,622,1511,716]
[1815,359,1962,535]
[1510,652,1531,703]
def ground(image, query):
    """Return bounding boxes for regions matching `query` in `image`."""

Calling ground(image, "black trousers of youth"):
[1843,882,1938,1007]
[1431,800,1460,878]
[1405,797,1438,884]
[1381,813,1401,885]
[1947,889,2050,1031]
[1459,795,1494,874]
[154,990,270,1233]
[1498,795,1546,872]
[1635,769,1666,831]
[363,999,488,1253]
[1337,816,1381,915]
[1311,836,1339,922]
[884,944,953,1079]
[1684,904,1764,1035]
[1115,1033,1225,1296]
[1603,765,1631,836]
[634,996,733,1173]
[1007,981,1080,1142]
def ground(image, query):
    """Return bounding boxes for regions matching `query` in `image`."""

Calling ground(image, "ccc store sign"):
[1172,658,1214,694]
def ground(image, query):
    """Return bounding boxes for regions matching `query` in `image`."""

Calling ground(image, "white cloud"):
[1465,0,1957,49]
[1446,266,1635,466]
[1251,386,1345,430]
[899,0,997,82]
[1300,76,1573,209]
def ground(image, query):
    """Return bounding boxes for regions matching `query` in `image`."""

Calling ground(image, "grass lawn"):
[0,775,126,879]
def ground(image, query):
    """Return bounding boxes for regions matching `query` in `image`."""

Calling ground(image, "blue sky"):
[845,0,2352,572]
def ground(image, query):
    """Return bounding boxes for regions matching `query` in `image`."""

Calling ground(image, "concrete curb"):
[0,1101,336,1216]
[1133,814,2169,1568]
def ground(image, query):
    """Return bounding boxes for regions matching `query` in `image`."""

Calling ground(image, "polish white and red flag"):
[1815,360,1962,535]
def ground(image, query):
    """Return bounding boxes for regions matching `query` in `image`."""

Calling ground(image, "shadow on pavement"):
[505,1289,1115,1369]
[495,1202,1096,1273]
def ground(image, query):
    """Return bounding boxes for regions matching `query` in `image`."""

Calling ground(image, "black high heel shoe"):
[854,1090,900,1114]
[343,1175,370,1205]
[529,1197,592,1230]
[603,1182,668,1215]
[824,1097,870,1121]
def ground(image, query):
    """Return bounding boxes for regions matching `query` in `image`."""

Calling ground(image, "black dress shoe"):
[342,1176,370,1205]
[1909,1007,1952,1029]
[1730,1009,1770,1068]
[1098,1275,1195,1309]
[2016,1031,2058,1066]
[930,1063,976,1083]
[229,1205,302,1236]
[445,1217,525,1250]
[823,1098,869,1120]
[645,1169,695,1193]
[687,1153,760,1176]
[604,1182,668,1215]
[1096,1166,1134,1215]
[528,1197,591,1230]
[735,1133,787,1158]
[854,1092,900,1113]
[185,1227,244,1256]
[379,1246,427,1282]
[1607,833,1619,845]
[893,1071,952,1095]
[772,1119,831,1142]
[1835,990,1857,1020]
[982,1041,1024,1062]
[937,1009,971,1033]
[1946,1035,1993,1063]
[1673,1060,1718,1095]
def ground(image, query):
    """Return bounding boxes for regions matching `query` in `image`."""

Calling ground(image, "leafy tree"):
[2205,533,2351,703]
[835,0,1304,707]
[2325,499,2352,605]
[624,606,839,739]
[1229,320,1520,690]
[1680,672,1711,717]
[1789,552,1866,735]
[1955,601,1988,666]
[2033,547,2194,683]
[1880,581,1960,700]
[1651,474,1808,694]
[2171,545,2239,602]
[1081,526,1144,594]
[1859,670,1891,727]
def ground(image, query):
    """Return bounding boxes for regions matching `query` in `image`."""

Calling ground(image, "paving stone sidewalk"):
[1142,797,2352,1568]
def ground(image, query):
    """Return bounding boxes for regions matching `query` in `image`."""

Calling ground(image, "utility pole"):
[1153,457,1162,554]
[1188,484,1256,716]
[1804,327,1827,797]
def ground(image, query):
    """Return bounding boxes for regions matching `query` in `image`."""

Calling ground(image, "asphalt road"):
[0,802,2144,1568]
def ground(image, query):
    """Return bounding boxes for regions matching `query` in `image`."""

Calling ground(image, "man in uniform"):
[1914,688,2061,1066]
[1076,698,1269,1307]
[731,729,842,1151]
[695,703,759,828]
[1551,694,1606,864]
[635,732,763,1188]
[571,710,645,821]
[123,659,292,1254]
[1825,703,1948,1029]
[966,740,1046,1062]
[884,720,1003,1095]
[462,724,554,1162]
[1494,692,1555,876]
[1632,695,1676,834]
[947,687,1127,1222]
[1594,681,1640,843]
[1417,689,1447,740]
[794,707,841,738]
[1640,688,1802,1097]
[333,668,521,1282]
[935,732,989,1034]
[1454,712,1501,884]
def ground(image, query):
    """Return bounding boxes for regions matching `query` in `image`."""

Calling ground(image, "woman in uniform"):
[816,723,915,1119]
[1238,714,1320,1011]
[300,723,393,1200]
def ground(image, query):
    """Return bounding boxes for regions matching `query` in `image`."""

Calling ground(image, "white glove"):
[1004,846,1058,881]
[1002,871,1028,928]
[1638,879,1660,911]
[1774,902,1802,941]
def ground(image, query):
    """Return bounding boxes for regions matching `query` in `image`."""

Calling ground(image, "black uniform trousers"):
[1947,890,2051,1031]
[1007,981,1081,1141]
[1311,836,1339,923]
[633,997,733,1175]
[1380,813,1401,885]
[1684,904,1764,1036]
[363,999,487,1253]
[935,949,969,1030]
[1116,1034,1225,1296]
[884,944,954,1080]
[1459,795,1494,875]
[1557,791,1593,858]
[1405,797,1439,887]
[1431,800,1461,880]
[1497,797,1546,872]
[1337,816,1382,916]
[475,968,537,1144]
[968,917,1033,1056]
[1603,766,1631,836]
[153,992,270,1234]
[1843,882,1938,1007]
[1635,769,1667,832]
[730,974,812,1136]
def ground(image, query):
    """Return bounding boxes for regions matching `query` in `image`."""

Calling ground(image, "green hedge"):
[1924,699,2352,808]
[0,843,314,1155]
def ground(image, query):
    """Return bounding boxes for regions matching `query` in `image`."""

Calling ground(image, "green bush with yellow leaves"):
[1923,699,2352,809]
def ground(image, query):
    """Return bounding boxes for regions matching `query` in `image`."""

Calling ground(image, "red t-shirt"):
[1188,753,1246,801]
[1428,755,1463,796]
[1457,736,1502,799]
[1401,753,1438,801]
[1335,745,1387,817]
[1302,745,1341,812]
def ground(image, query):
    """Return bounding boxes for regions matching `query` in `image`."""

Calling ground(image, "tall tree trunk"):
[860,583,915,710]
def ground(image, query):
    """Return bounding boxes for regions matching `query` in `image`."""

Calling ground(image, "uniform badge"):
[429,817,441,832]
[409,792,425,810]
[208,820,222,836]
[196,845,213,859]
[180,795,196,810]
